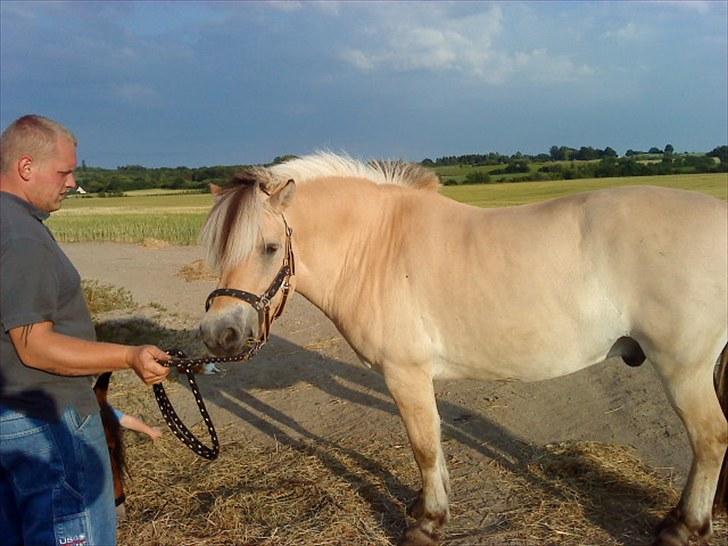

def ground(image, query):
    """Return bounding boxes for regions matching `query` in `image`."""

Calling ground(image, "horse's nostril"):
[221,327,239,347]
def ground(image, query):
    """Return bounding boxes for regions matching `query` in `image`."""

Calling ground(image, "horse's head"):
[199,173,296,356]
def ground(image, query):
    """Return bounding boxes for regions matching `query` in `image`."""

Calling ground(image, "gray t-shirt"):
[1,191,98,420]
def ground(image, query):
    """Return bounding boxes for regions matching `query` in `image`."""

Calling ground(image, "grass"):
[47,173,727,244]
[48,192,213,244]
[442,172,727,207]
[49,213,207,245]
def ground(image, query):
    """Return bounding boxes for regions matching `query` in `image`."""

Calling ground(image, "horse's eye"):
[265,243,280,255]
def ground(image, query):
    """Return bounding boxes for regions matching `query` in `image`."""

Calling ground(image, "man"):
[0,115,171,546]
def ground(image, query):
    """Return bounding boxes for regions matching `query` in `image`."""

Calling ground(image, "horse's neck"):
[289,179,394,320]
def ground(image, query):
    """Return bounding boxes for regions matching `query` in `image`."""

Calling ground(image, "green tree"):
[707,145,728,164]
[465,170,491,184]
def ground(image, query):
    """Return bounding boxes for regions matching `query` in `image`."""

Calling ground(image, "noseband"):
[152,215,295,460]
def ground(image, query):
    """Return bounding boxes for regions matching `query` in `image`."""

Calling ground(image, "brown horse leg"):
[384,364,450,546]
[713,344,728,514]
[652,355,728,546]
[93,372,127,516]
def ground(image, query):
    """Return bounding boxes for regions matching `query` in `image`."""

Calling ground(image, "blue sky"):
[1,0,726,168]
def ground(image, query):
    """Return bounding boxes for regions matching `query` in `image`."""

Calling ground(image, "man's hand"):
[126,345,172,385]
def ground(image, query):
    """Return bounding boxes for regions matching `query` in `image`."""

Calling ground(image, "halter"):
[152,215,295,460]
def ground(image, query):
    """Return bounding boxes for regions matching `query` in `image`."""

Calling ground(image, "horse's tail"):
[714,343,728,514]
[93,372,127,509]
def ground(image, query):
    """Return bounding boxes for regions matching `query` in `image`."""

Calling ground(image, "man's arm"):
[9,321,170,385]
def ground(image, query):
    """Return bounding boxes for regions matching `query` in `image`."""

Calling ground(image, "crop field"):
[48,173,727,244]
[48,193,213,244]
[442,172,727,208]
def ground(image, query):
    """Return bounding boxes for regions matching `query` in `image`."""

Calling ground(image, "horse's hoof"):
[399,527,440,546]
[653,507,712,546]
[652,526,690,546]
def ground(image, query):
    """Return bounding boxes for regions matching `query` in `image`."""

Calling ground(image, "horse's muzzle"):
[199,307,256,356]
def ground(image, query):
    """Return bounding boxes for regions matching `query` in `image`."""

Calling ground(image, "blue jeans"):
[0,406,117,546]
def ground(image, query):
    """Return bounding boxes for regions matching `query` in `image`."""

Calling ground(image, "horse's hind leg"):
[384,364,450,546]
[652,353,728,546]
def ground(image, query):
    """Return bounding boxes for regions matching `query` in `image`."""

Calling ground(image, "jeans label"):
[58,534,88,546]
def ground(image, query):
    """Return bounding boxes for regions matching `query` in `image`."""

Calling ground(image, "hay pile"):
[177,258,218,281]
[117,429,408,546]
[116,423,727,545]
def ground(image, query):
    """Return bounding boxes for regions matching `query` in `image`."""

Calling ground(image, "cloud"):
[113,83,160,104]
[512,48,594,83]
[338,3,594,85]
[339,3,501,77]
[664,0,712,14]
[266,1,303,12]
[603,21,641,42]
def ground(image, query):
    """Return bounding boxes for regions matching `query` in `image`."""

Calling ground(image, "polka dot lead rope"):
[152,344,264,460]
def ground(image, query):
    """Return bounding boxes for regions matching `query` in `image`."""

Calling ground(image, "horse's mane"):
[201,152,440,272]
[254,152,440,193]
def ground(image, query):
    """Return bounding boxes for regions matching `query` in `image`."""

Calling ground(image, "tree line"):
[423,144,726,166]
[76,145,727,195]
[435,145,727,186]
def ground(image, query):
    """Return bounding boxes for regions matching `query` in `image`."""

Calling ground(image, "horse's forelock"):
[201,174,262,272]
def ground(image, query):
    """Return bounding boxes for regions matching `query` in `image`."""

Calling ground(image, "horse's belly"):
[429,313,625,382]
[431,352,605,382]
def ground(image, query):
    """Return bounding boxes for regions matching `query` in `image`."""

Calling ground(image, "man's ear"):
[268,179,296,212]
[18,156,32,181]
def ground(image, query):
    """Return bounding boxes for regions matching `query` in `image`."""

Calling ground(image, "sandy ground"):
[62,241,699,542]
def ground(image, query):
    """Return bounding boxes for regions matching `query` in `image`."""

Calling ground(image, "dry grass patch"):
[141,237,170,249]
[115,425,727,545]
[82,279,136,315]
[117,432,407,546]
[178,258,218,281]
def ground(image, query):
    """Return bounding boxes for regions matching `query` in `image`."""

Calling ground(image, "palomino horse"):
[198,153,728,546]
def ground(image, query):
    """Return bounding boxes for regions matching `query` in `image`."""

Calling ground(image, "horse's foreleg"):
[384,365,449,546]
[653,356,728,546]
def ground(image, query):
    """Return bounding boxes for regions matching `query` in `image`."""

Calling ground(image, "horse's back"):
[405,185,727,380]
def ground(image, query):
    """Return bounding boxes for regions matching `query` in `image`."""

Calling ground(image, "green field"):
[48,173,727,244]
[441,172,727,207]
[48,193,213,244]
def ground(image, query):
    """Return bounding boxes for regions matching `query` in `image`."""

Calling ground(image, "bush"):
[465,171,491,184]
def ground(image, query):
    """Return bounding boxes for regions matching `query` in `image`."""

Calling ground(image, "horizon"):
[76,144,721,171]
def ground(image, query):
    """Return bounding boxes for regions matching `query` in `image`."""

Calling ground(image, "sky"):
[1,0,726,168]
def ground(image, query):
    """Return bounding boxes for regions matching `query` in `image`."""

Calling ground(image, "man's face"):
[28,136,78,213]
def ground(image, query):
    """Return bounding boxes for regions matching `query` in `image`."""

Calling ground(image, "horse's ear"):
[209,183,223,199]
[268,179,296,212]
